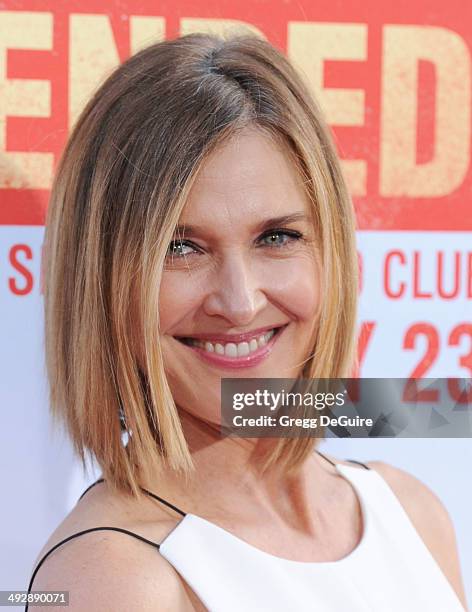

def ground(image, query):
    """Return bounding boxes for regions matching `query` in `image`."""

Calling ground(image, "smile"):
[174,325,288,369]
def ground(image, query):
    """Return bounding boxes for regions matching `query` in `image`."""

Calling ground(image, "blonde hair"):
[43,33,358,497]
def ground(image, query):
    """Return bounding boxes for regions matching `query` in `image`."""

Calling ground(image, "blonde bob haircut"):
[43,32,359,498]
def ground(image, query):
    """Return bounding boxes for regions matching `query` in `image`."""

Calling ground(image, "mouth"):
[173,324,289,369]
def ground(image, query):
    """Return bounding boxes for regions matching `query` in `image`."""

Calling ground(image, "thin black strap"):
[78,477,105,500]
[138,486,187,517]
[345,459,371,470]
[314,449,336,467]
[25,527,160,611]
[79,478,187,517]
[315,449,370,470]
[26,481,186,607]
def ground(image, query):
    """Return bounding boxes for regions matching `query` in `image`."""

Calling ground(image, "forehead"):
[179,127,310,228]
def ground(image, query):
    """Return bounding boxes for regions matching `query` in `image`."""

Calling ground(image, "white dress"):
[26,456,466,612]
[158,460,465,612]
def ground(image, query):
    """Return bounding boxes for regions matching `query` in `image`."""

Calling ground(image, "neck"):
[133,409,331,531]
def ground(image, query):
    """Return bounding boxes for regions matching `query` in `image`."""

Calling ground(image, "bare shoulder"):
[367,460,468,611]
[28,483,198,611]
[29,529,193,611]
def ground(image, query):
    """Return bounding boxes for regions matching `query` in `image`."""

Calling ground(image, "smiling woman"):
[157,127,325,418]
[43,31,358,488]
[27,32,467,612]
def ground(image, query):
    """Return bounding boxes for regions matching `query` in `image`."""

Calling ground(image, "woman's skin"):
[30,128,468,611]
[158,126,321,428]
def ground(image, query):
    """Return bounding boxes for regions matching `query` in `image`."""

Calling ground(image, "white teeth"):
[225,343,238,358]
[185,328,279,358]
[249,339,258,352]
[237,342,250,357]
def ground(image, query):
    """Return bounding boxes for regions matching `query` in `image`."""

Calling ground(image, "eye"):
[258,229,303,248]
[166,239,200,259]
[165,228,304,261]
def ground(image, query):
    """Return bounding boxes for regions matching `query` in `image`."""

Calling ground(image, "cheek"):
[271,255,322,322]
[159,255,322,328]
[158,272,203,332]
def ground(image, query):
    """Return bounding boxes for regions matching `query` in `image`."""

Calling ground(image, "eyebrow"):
[173,212,311,238]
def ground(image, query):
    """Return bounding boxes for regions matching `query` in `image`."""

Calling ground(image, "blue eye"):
[166,240,198,258]
[259,229,303,248]
[166,228,303,260]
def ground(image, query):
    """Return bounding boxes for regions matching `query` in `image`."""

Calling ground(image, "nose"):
[202,252,267,327]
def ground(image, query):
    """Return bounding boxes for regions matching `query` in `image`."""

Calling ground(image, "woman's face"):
[158,127,322,425]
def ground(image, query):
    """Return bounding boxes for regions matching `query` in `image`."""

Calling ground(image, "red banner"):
[1,0,471,229]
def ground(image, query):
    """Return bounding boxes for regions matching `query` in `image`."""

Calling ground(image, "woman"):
[27,33,467,611]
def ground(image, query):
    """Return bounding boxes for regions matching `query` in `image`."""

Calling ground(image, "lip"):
[174,323,288,344]
[175,324,288,370]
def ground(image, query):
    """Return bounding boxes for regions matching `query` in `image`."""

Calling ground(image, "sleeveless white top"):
[158,462,465,612]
